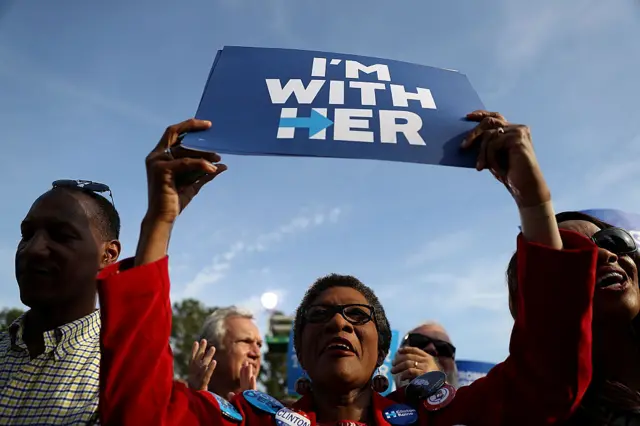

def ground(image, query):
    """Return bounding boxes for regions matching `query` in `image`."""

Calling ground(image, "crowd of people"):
[1,111,639,425]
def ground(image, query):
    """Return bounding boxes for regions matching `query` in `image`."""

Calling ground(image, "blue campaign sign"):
[182,46,485,167]
[286,328,303,396]
[285,328,399,396]
[455,360,495,387]
[380,330,399,396]
[580,209,640,245]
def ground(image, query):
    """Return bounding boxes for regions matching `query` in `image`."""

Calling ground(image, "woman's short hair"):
[293,273,392,366]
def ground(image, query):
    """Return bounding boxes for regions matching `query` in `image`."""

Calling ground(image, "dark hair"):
[55,187,121,241]
[566,380,640,425]
[293,274,392,368]
[507,211,640,424]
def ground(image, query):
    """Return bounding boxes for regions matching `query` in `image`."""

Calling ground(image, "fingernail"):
[204,120,212,126]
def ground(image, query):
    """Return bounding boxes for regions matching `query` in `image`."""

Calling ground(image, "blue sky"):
[1,0,639,364]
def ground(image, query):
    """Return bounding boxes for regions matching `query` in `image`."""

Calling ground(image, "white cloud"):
[420,252,511,313]
[486,0,634,96]
[177,207,343,299]
[405,230,475,267]
[498,0,629,68]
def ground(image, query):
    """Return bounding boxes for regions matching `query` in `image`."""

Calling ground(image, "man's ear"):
[101,240,121,268]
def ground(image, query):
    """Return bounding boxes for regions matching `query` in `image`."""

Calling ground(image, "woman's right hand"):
[144,119,226,226]
[461,111,549,209]
[135,119,227,266]
[461,111,561,249]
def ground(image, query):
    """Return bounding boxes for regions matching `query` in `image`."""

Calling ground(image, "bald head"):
[410,322,452,344]
[408,321,458,387]
[49,187,120,242]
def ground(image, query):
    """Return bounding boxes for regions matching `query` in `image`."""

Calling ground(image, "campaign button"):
[243,390,284,414]
[406,371,446,400]
[209,392,243,422]
[275,408,311,426]
[423,383,456,411]
[382,404,418,425]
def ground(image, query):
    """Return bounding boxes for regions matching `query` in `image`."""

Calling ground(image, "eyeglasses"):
[591,228,637,256]
[401,333,456,359]
[304,304,375,326]
[52,180,115,207]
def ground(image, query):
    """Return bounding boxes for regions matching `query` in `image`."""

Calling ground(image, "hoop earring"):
[372,367,389,393]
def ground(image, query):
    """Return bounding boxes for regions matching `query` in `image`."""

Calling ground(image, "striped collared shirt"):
[0,310,101,425]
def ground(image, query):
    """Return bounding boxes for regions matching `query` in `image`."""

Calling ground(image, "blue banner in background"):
[286,328,303,396]
[580,209,640,245]
[182,46,485,168]
[456,360,496,387]
[380,330,399,396]
[286,329,399,396]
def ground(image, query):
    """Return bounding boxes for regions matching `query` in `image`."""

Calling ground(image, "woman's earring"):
[295,372,312,395]
[372,367,389,393]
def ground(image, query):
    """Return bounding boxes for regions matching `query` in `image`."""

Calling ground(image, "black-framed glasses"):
[52,180,115,207]
[304,304,375,326]
[401,333,456,359]
[592,228,637,256]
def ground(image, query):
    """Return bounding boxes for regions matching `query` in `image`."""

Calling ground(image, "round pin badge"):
[243,390,284,414]
[422,383,456,412]
[209,392,243,422]
[405,371,446,402]
[275,408,311,426]
[382,403,418,425]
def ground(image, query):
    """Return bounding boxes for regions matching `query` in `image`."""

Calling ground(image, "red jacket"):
[98,230,597,426]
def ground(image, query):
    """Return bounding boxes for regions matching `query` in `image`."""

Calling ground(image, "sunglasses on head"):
[401,333,456,359]
[52,179,115,207]
[591,227,637,256]
[304,304,375,326]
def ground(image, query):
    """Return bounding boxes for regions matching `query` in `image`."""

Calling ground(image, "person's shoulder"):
[0,329,9,345]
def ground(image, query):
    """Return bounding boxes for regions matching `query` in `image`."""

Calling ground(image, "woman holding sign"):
[506,211,640,425]
[96,111,597,425]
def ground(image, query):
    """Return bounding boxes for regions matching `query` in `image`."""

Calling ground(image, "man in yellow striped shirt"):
[0,180,121,425]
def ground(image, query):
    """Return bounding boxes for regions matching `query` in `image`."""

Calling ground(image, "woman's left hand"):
[461,110,550,208]
[391,346,441,383]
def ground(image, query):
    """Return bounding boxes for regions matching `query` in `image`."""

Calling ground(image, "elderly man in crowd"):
[188,306,262,400]
[0,180,120,425]
[392,321,459,388]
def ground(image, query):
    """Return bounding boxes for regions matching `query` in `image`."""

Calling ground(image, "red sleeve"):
[420,229,597,425]
[97,257,232,426]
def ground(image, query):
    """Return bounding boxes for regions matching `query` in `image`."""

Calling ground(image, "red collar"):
[318,421,367,426]
[292,392,397,426]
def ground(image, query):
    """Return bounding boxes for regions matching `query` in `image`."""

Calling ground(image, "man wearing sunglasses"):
[0,180,121,425]
[392,321,459,389]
